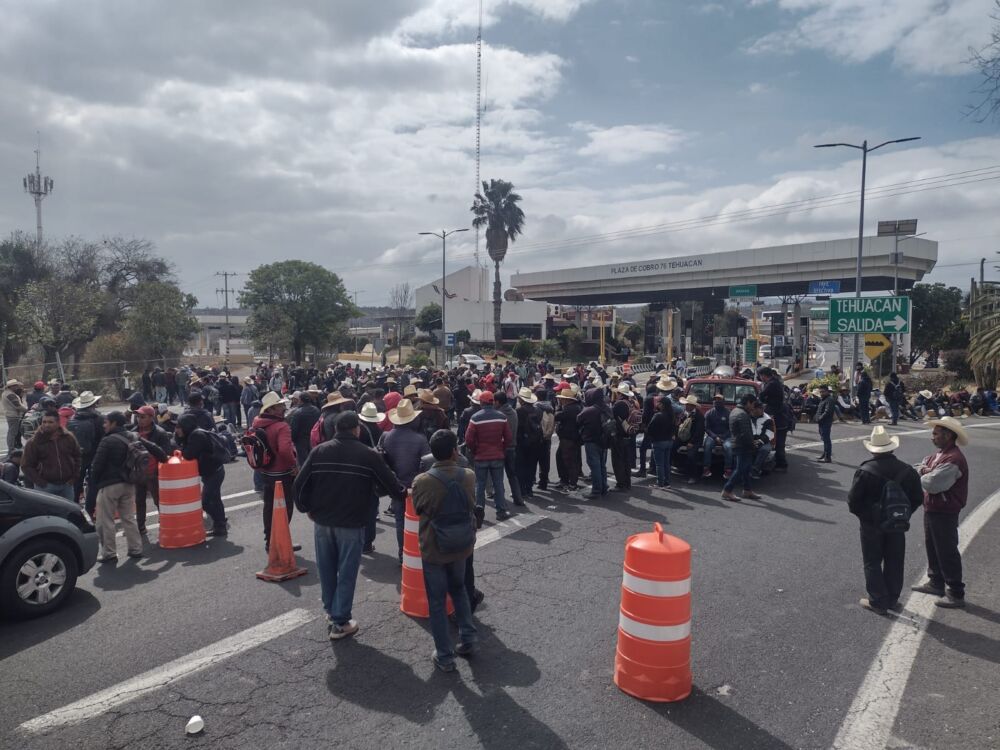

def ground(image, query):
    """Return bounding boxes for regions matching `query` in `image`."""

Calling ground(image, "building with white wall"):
[414,265,548,344]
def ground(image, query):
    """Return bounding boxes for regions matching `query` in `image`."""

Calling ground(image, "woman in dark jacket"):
[645,397,676,488]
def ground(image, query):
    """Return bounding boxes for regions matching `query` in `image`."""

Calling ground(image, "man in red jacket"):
[463,391,513,521]
[252,391,298,552]
[911,416,970,608]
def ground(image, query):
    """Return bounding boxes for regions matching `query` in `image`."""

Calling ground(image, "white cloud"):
[747,81,771,94]
[625,55,640,63]
[747,0,992,75]
[574,123,689,164]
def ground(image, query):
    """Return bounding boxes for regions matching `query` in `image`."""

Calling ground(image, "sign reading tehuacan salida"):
[828,296,910,334]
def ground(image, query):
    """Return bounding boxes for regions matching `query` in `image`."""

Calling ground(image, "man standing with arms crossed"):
[910,416,970,609]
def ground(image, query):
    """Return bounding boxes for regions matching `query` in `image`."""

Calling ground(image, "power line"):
[215,271,240,367]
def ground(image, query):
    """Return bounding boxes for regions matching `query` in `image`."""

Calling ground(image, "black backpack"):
[861,463,913,533]
[600,410,617,448]
[426,468,476,553]
[114,432,151,484]
[240,425,274,469]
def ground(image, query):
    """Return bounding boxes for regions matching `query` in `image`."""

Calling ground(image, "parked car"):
[0,481,98,619]
[445,354,487,370]
[758,345,772,359]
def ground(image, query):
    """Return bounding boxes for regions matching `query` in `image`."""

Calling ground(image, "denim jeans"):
[584,442,608,495]
[475,460,506,511]
[154,386,167,403]
[222,402,239,426]
[37,482,75,502]
[391,496,406,561]
[818,421,833,458]
[723,450,753,493]
[314,524,365,625]
[889,400,900,424]
[423,558,477,663]
[364,492,378,547]
[703,435,733,469]
[752,444,771,472]
[651,440,672,486]
[201,467,228,531]
[504,448,524,505]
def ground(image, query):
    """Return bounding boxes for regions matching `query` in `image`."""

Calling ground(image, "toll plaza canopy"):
[510,235,938,305]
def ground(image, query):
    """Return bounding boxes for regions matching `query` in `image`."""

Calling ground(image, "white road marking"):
[18,608,315,734]
[116,490,259,538]
[787,420,1000,451]
[475,511,546,548]
[832,488,1000,750]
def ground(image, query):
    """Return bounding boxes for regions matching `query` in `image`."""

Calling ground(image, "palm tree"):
[968,283,1000,389]
[471,179,525,353]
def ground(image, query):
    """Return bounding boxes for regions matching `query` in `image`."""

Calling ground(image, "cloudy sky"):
[1,0,998,307]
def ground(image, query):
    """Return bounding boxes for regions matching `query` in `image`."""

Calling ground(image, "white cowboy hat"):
[563,368,577,378]
[72,390,101,408]
[417,388,440,405]
[655,377,679,392]
[321,391,350,410]
[862,425,899,454]
[403,384,419,398]
[616,383,633,396]
[919,390,933,399]
[681,395,700,406]
[260,391,286,414]
[388,399,420,426]
[358,402,385,423]
[4,379,22,388]
[306,384,323,393]
[470,389,483,405]
[926,415,969,446]
[542,373,556,381]
[516,386,537,403]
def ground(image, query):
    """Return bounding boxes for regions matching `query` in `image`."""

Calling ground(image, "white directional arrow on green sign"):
[828,295,910,334]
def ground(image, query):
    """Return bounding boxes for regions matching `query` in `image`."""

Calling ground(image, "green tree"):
[968,1,1000,122]
[561,326,584,361]
[239,260,357,363]
[623,323,644,348]
[910,283,967,353]
[120,281,199,359]
[15,277,105,379]
[455,329,472,345]
[415,303,442,334]
[511,336,534,360]
[244,303,294,362]
[0,232,52,366]
[537,338,562,361]
[471,178,526,353]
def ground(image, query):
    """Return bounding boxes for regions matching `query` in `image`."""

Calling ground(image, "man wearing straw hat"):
[2,380,28,452]
[847,426,922,615]
[379,399,431,562]
[911,416,971,608]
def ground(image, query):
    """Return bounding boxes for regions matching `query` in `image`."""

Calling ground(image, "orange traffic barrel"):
[158,452,206,549]
[614,522,691,702]
[400,493,453,618]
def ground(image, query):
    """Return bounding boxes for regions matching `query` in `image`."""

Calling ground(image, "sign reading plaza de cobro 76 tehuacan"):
[828,295,911,334]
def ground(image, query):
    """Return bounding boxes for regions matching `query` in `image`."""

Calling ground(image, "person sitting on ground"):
[836,388,856,421]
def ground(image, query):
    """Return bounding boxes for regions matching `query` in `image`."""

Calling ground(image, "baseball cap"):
[136,405,156,416]
[478,391,494,404]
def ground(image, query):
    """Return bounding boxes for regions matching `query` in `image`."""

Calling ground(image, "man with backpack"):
[247,392,298,553]
[411,429,479,672]
[847,425,922,615]
[87,412,155,562]
[494,392,525,507]
[175,412,230,538]
[514,387,544,498]
[534,386,555,491]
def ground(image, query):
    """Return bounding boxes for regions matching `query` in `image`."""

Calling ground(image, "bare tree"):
[968,1,1000,122]
[388,282,413,365]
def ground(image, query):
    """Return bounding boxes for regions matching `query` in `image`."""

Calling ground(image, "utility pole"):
[215,271,240,369]
[349,290,365,356]
[418,229,468,366]
[23,133,54,246]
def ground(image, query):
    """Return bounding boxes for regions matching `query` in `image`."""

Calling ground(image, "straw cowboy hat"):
[655,376,679,392]
[242,376,254,385]
[681,395,700,406]
[926,415,969,446]
[542,373,557,381]
[306,384,323,394]
[862,425,900,454]
[72,390,101,409]
[388,399,420,425]
[616,383,633,396]
[358,402,385,423]
[919,390,933,399]
[260,391,286,414]
[403,384,419,399]
[322,391,350,410]
[517,386,538,404]
[417,388,440,405]
[556,388,579,401]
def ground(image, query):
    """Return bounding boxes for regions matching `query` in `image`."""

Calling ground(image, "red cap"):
[478,391,494,404]
[34,381,46,389]
[136,405,156,416]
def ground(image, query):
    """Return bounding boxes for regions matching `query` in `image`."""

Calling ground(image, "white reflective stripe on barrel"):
[618,613,690,642]
[622,571,690,598]
[402,553,423,570]
[404,518,420,533]
[158,477,201,491]
[158,500,203,515]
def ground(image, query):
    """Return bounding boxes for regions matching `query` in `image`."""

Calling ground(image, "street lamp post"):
[814,136,920,395]
[419,228,469,367]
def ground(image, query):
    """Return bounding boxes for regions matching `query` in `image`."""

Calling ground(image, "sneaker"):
[911,583,945,596]
[512,499,527,507]
[292,544,302,552]
[859,598,888,615]
[328,619,359,640]
[97,555,118,564]
[470,590,485,613]
[495,509,512,521]
[742,491,761,500]
[456,641,479,657]
[935,594,966,609]
[701,468,712,478]
[721,491,741,502]
[723,469,733,480]
[433,653,457,672]
[126,551,144,559]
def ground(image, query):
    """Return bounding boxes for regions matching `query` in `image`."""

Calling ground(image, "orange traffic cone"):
[400,493,454,618]
[256,483,307,583]
[614,522,692,702]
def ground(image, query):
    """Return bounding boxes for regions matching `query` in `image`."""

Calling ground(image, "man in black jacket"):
[554,388,582,491]
[175,413,229,537]
[294,411,405,641]
[721,394,760,502]
[128,405,172,537]
[88,412,144,562]
[577,387,610,498]
[847,426,923,614]
[759,368,789,472]
[288,392,321,467]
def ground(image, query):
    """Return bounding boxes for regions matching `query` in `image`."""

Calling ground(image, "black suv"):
[0,480,98,619]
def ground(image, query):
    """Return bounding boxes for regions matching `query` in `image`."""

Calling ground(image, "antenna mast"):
[475,0,483,269]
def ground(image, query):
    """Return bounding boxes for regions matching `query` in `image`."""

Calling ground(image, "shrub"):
[941,349,974,381]
[406,352,432,368]
[806,373,842,393]
[511,336,535,361]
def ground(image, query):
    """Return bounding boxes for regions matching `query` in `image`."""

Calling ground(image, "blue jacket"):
[705,405,731,440]
[378,423,430,489]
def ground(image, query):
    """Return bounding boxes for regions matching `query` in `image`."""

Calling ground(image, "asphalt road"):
[2,416,999,749]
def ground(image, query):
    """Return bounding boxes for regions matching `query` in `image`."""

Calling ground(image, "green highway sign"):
[809,307,829,320]
[828,295,910,334]
[744,339,759,363]
[729,284,758,299]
